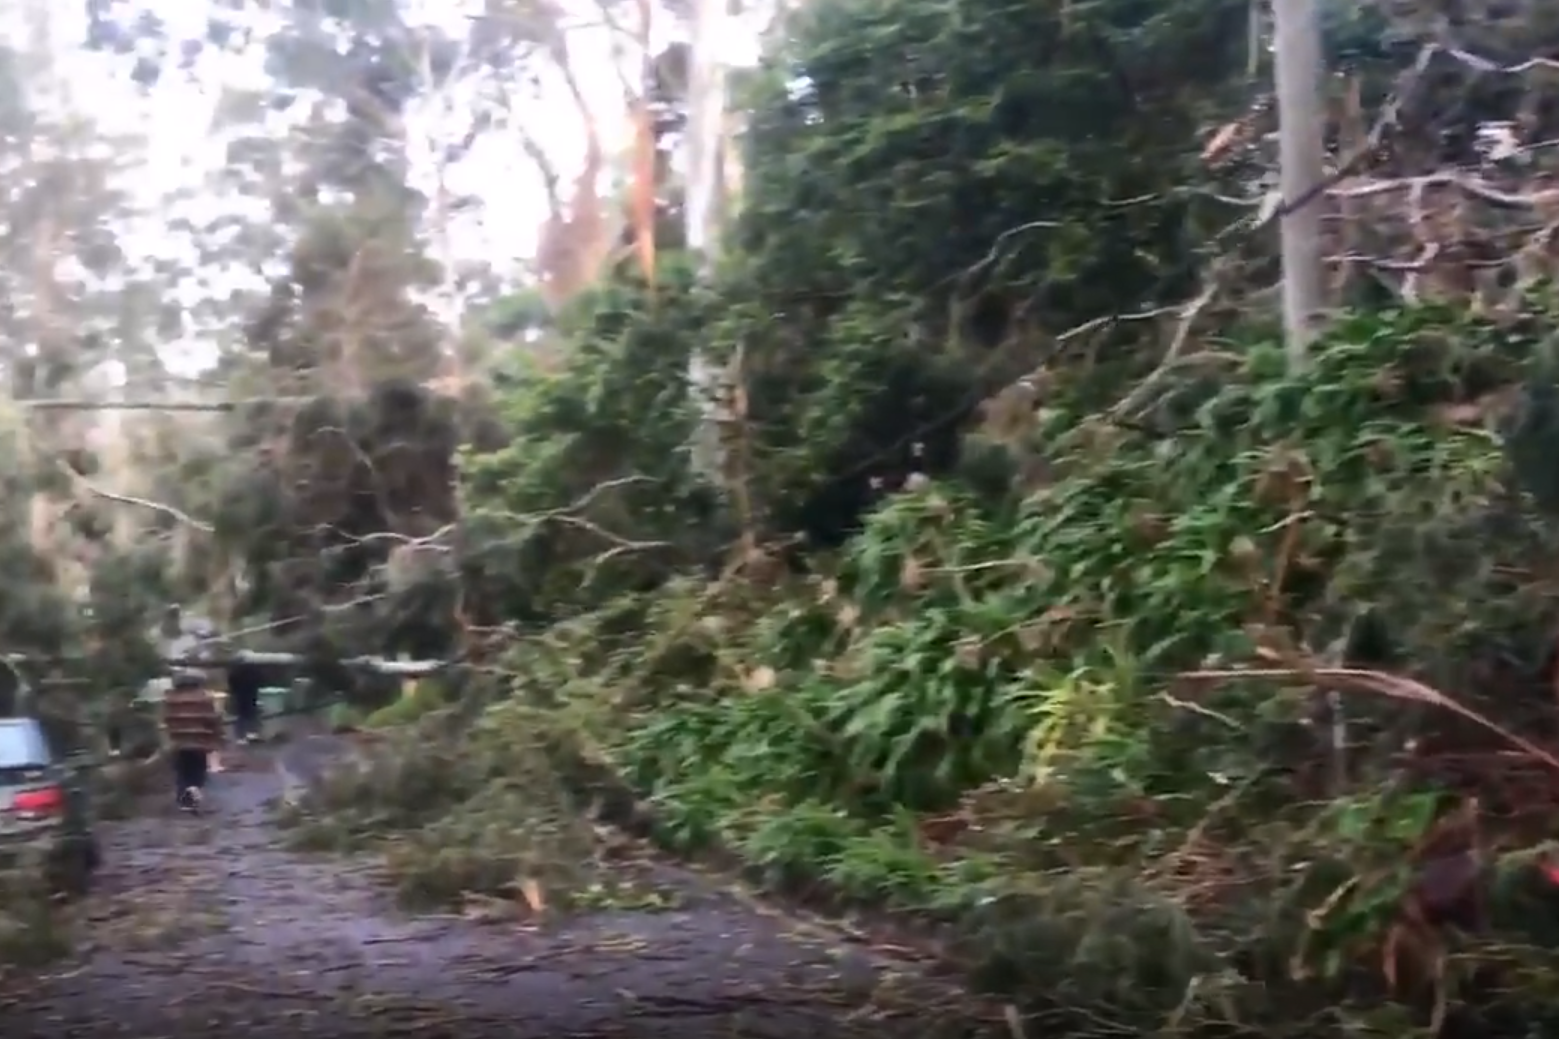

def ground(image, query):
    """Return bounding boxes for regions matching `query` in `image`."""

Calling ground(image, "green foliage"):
[209,379,464,656]
[0,436,78,664]
[325,701,366,734]
[621,307,1531,835]
[738,0,1244,321]
[97,0,469,649]
[260,0,1559,1031]
[463,265,726,622]
[280,699,607,911]
[494,302,1559,1036]
[691,0,1256,535]
[361,679,448,729]
[0,539,74,658]
[85,548,168,678]
[459,0,1271,567]
[464,0,1266,567]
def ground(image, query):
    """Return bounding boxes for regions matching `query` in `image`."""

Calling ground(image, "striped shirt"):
[161,686,225,752]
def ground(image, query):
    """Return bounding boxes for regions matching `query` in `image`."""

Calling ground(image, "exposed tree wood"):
[530,27,615,311]
[1273,0,1327,365]
[4,649,454,676]
[167,650,454,675]
[629,0,657,287]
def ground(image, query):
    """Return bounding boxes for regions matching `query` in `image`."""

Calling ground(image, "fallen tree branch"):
[1177,666,1559,775]
[1328,173,1559,208]
[217,593,391,643]
[1108,349,1243,423]
[165,650,454,675]
[57,460,214,534]
[3,647,455,678]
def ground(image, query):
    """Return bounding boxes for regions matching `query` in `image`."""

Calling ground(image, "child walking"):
[160,670,226,812]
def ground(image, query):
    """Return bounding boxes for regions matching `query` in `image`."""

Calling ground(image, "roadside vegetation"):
[279,2,1559,1037]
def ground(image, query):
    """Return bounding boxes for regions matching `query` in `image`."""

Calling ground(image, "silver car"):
[0,717,100,895]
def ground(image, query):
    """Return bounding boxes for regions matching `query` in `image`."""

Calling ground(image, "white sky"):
[81,0,620,271]
[25,0,763,376]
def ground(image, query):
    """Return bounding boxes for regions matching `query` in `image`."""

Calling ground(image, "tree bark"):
[1273,0,1327,367]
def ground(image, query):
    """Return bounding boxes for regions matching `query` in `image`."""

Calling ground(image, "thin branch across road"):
[4,649,456,677]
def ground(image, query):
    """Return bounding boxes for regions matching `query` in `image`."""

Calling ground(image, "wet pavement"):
[0,736,984,1038]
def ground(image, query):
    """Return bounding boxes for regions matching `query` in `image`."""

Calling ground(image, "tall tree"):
[1273,0,1326,365]
[0,1,166,594]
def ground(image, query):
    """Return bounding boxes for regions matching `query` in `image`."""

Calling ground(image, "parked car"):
[0,716,100,895]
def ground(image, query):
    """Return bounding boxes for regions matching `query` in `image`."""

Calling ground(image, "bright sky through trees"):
[13,0,760,376]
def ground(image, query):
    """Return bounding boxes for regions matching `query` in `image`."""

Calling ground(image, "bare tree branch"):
[56,459,215,533]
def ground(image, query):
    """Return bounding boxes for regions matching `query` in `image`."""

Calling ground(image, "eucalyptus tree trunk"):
[1272,0,1326,366]
[1272,0,1346,790]
[684,0,735,480]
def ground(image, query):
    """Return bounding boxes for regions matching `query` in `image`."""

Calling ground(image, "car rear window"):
[0,722,50,773]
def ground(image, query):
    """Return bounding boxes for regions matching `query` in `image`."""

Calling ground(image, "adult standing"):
[227,656,264,744]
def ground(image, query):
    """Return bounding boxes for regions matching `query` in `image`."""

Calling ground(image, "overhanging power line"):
[16,397,310,412]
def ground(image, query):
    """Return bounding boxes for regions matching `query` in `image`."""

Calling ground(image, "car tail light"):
[11,786,64,818]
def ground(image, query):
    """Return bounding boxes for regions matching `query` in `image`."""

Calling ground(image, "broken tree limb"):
[57,459,216,533]
[4,649,457,677]
[163,650,455,676]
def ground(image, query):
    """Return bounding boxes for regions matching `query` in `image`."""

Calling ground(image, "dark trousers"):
[232,698,260,741]
[228,663,263,741]
[171,748,209,795]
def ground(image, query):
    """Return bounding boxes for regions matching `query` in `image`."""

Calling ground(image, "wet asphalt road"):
[0,736,983,1039]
